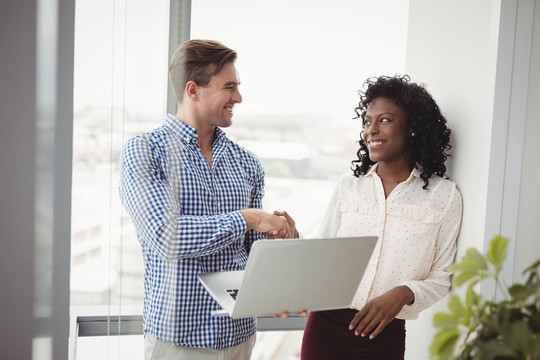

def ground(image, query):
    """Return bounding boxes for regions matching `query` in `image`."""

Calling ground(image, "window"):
[71,0,169,357]
[70,0,409,358]
[71,0,169,307]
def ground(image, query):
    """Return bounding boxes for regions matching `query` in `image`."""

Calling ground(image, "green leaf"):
[433,312,458,330]
[522,258,540,273]
[430,329,459,359]
[448,295,464,318]
[438,334,459,360]
[451,248,488,273]
[475,339,519,358]
[508,283,525,297]
[507,282,540,303]
[465,285,481,308]
[529,305,540,329]
[432,237,540,360]
[503,321,537,357]
[487,235,508,273]
[532,338,540,358]
[452,270,480,287]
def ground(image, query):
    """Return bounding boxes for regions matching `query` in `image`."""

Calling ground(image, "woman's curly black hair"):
[352,75,452,189]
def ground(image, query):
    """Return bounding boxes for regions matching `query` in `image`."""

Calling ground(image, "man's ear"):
[185,81,199,100]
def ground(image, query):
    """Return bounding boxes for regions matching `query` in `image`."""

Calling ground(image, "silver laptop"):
[197,236,378,319]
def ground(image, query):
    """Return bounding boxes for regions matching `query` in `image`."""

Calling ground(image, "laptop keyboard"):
[226,289,239,300]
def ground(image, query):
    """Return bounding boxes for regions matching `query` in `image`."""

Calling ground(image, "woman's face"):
[362,97,411,166]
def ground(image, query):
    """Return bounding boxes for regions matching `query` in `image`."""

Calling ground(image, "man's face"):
[196,62,242,129]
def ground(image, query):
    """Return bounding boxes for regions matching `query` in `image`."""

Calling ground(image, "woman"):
[300,75,463,359]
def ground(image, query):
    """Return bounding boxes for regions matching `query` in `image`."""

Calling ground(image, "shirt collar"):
[410,166,422,180]
[165,114,226,145]
[366,163,379,177]
[366,163,422,182]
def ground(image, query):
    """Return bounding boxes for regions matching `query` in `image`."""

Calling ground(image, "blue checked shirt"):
[119,114,265,349]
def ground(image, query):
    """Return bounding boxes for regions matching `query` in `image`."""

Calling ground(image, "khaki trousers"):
[144,333,256,360]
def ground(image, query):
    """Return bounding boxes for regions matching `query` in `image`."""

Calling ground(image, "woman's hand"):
[264,210,299,239]
[241,209,293,238]
[348,286,414,339]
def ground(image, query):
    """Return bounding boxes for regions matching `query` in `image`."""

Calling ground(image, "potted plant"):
[430,235,540,360]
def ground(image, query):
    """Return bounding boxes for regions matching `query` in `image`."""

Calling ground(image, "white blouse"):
[318,164,463,320]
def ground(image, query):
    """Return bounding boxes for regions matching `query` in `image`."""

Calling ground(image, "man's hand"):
[273,310,308,318]
[264,210,299,239]
[240,209,293,238]
[348,286,414,339]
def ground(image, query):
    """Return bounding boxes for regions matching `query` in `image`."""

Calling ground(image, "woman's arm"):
[399,185,463,315]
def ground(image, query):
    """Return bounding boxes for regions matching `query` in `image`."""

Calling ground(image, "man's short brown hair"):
[169,39,237,104]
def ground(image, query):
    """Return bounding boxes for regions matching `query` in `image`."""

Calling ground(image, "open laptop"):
[197,236,378,319]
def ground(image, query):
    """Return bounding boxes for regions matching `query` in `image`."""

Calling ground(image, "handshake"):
[240,209,299,239]
[240,208,306,319]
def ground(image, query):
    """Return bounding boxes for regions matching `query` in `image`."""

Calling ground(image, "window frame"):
[75,315,307,338]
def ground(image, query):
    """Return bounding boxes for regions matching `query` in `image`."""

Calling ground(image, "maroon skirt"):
[301,309,406,360]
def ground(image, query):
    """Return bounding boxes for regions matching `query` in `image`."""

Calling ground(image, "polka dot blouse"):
[318,164,463,320]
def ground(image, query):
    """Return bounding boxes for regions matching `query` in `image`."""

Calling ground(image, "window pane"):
[71,0,169,308]
[75,335,144,360]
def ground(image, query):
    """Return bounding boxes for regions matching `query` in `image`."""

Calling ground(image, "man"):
[119,39,293,359]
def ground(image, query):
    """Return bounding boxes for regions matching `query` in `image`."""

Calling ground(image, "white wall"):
[404,0,537,358]
[405,0,499,255]
[515,0,540,282]
[403,1,497,358]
